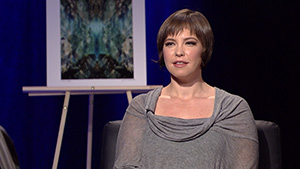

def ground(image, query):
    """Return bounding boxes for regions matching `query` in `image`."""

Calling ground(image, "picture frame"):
[46,0,146,86]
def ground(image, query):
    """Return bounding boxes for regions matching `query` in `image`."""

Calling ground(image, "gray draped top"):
[114,87,259,169]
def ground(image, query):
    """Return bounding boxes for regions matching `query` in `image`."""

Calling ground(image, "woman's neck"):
[163,77,214,100]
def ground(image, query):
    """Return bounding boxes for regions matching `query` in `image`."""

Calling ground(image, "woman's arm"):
[215,97,259,168]
[114,95,148,169]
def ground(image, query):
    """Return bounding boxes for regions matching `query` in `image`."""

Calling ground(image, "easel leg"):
[86,94,94,169]
[126,90,133,104]
[52,91,71,169]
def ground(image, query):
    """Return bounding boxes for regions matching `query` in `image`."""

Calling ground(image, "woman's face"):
[163,29,204,82]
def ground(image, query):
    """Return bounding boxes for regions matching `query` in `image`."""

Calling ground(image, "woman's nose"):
[175,46,185,57]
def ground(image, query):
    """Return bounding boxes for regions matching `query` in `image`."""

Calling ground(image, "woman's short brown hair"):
[157,9,214,69]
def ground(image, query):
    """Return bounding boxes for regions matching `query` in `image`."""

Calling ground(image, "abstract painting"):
[47,0,146,86]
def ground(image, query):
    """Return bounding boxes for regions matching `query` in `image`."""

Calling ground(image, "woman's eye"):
[165,42,174,47]
[186,41,197,46]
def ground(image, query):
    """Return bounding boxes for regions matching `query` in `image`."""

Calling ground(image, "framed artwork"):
[46,0,146,86]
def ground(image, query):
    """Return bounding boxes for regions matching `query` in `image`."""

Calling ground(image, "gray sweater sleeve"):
[213,94,259,168]
[114,94,147,169]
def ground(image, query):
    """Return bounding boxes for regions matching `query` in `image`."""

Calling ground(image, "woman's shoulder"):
[131,87,162,103]
[214,87,251,116]
[213,87,257,144]
[215,87,247,104]
[127,87,162,115]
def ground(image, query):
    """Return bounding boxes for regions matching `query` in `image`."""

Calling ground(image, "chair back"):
[255,120,281,169]
[101,120,122,169]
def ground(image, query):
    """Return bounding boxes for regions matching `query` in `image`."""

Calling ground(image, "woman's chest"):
[155,96,215,119]
[140,128,228,168]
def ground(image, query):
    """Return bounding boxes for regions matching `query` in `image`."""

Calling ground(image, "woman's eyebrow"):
[184,37,199,41]
[164,37,176,41]
[164,36,199,42]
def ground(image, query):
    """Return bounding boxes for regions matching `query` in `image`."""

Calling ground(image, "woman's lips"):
[173,61,188,67]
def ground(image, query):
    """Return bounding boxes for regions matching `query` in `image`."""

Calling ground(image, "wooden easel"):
[22,85,162,169]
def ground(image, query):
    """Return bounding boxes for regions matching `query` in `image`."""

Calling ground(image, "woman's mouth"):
[173,61,188,67]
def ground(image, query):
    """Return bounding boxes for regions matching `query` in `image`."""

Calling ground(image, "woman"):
[114,9,259,169]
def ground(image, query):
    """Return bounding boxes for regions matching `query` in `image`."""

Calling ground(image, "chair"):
[0,126,20,169]
[255,120,281,169]
[101,121,122,169]
[100,120,281,169]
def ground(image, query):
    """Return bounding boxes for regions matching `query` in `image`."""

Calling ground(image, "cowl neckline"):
[145,87,218,142]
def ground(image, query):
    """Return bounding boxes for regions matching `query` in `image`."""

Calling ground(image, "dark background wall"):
[0,0,299,168]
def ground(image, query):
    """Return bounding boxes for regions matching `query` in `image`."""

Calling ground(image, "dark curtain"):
[0,0,299,169]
